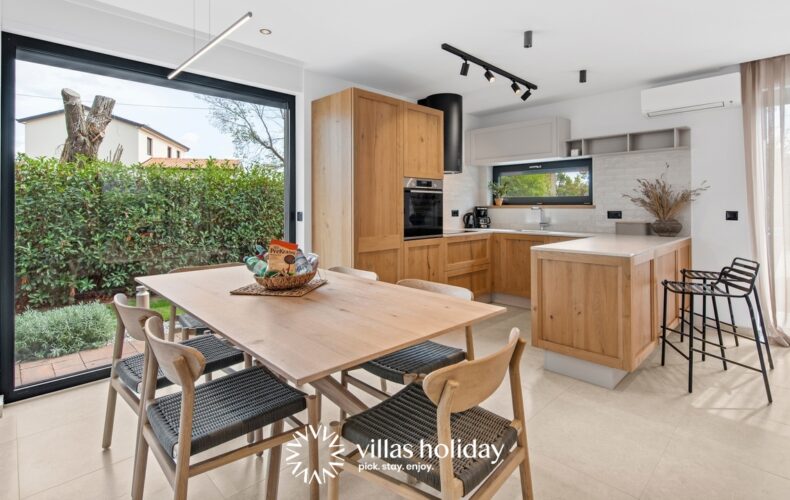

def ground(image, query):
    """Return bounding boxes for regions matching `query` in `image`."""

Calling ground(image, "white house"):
[17,109,189,164]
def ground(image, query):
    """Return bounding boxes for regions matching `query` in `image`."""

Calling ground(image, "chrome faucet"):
[532,206,550,230]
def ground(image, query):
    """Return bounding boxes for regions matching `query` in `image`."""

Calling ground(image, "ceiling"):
[82,0,790,115]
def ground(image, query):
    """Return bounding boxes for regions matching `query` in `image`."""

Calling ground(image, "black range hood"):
[417,93,463,174]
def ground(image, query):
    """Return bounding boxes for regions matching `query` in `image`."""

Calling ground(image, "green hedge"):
[15,302,116,361]
[15,155,284,309]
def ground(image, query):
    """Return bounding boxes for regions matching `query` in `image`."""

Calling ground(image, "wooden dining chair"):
[133,316,320,500]
[328,265,380,281]
[339,278,475,419]
[101,294,245,449]
[167,262,243,341]
[328,328,532,500]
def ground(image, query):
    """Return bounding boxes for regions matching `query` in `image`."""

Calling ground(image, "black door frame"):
[0,32,297,402]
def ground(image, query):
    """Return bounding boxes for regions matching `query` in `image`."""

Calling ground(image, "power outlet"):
[607,211,623,219]
[725,211,739,221]
[451,209,459,217]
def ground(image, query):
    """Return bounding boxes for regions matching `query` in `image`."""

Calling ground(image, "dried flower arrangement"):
[623,164,708,236]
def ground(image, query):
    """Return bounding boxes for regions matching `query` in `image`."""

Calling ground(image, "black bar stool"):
[660,258,773,404]
[679,268,739,347]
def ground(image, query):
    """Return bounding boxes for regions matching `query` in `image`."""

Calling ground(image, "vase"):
[651,219,682,237]
[494,198,504,207]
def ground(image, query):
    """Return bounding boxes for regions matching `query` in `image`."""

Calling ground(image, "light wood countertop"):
[531,234,691,258]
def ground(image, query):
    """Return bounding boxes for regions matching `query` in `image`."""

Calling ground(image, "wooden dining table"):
[136,265,506,416]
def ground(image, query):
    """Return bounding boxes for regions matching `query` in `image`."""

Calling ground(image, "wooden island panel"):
[532,236,691,372]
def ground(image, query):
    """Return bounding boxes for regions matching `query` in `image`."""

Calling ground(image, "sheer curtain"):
[742,55,790,346]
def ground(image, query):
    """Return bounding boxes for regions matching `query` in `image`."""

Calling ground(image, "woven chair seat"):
[177,312,209,332]
[361,341,466,384]
[342,383,517,495]
[117,334,244,393]
[147,366,307,458]
[681,269,721,280]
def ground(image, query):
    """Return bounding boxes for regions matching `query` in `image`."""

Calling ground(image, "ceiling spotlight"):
[524,30,533,48]
[484,69,496,83]
[460,60,470,76]
[579,69,587,83]
[521,89,532,102]
[511,81,522,95]
[259,28,272,35]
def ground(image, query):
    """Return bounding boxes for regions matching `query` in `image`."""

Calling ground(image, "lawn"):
[127,296,182,321]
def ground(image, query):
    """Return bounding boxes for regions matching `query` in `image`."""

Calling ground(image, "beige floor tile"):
[0,440,19,500]
[671,403,790,480]
[526,392,674,497]
[5,380,110,438]
[24,455,168,500]
[16,409,138,497]
[641,437,790,500]
[0,415,18,445]
[496,452,636,500]
[132,474,225,500]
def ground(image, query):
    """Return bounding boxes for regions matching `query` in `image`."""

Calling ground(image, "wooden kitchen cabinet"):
[467,117,570,166]
[403,238,446,282]
[445,234,492,297]
[492,233,547,298]
[403,103,444,179]
[531,237,692,371]
[312,88,405,282]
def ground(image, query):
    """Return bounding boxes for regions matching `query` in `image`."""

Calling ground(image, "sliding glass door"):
[0,33,296,402]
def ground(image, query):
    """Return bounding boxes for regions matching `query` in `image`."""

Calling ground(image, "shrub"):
[15,302,116,361]
[15,155,285,309]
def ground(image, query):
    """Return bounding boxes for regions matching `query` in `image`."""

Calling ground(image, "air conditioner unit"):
[641,72,741,117]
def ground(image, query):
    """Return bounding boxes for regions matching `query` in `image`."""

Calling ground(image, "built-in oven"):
[404,178,443,240]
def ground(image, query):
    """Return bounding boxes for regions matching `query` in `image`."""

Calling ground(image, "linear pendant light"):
[168,11,253,80]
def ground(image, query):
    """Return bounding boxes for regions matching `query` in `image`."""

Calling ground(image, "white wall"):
[488,149,692,235]
[469,85,752,323]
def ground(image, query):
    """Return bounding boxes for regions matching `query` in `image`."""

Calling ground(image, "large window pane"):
[11,58,289,388]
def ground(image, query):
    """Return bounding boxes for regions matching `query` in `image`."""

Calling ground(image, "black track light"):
[460,60,470,76]
[511,81,522,95]
[484,68,495,83]
[521,89,532,102]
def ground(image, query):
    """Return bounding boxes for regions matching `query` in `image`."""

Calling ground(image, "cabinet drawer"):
[445,234,491,272]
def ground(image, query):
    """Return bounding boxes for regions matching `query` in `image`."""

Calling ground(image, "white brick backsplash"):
[445,149,692,235]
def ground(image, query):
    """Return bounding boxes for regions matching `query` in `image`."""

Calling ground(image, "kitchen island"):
[530,234,691,388]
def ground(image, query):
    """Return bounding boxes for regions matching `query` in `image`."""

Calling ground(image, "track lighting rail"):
[441,43,538,91]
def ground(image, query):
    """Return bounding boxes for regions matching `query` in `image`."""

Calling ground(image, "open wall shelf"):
[565,127,690,157]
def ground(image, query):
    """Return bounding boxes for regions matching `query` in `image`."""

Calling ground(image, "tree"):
[198,95,285,167]
[60,88,116,163]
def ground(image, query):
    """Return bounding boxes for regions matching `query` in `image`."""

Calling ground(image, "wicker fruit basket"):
[254,269,318,290]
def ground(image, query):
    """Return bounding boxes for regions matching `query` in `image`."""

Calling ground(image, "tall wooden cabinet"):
[312,88,443,283]
[403,103,444,179]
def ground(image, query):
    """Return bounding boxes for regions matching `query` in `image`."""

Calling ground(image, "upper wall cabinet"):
[403,103,444,179]
[467,117,570,166]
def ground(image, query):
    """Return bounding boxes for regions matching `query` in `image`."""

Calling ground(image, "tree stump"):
[59,88,116,163]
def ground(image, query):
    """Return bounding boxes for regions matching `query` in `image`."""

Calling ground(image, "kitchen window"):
[492,158,593,206]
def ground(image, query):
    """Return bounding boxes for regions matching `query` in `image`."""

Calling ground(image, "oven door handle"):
[405,188,443,194]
